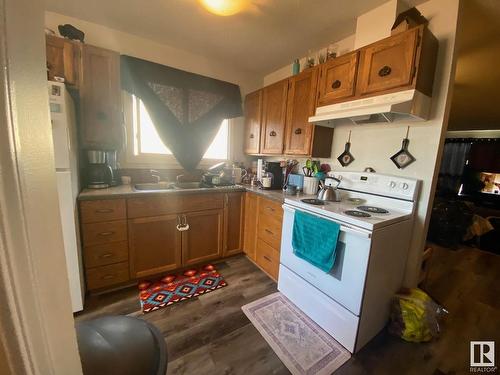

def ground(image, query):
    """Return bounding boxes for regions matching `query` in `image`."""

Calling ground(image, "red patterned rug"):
[138,264,228,313]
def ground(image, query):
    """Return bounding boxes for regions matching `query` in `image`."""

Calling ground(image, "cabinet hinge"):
[416,34,421,48]
[412,65,417,79]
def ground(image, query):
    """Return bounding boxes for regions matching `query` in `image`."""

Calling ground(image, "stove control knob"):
[401,182,409,190]
[389,181,396,188]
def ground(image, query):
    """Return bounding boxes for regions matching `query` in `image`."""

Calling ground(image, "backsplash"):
[117,168,204,184]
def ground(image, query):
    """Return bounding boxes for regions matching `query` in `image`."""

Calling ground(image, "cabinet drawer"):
[256,239,280,280]
[84,241,128,268]
[258,198,283,220]
[127,193,224,218]
[80,199,126,223]
[82,220,127,246]
[86,262,129,290]
[258,213,282,250]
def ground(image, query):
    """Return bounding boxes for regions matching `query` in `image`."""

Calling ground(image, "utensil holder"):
[303,176,319,195]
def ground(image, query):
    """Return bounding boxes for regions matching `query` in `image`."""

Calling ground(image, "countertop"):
[78,184,297,203]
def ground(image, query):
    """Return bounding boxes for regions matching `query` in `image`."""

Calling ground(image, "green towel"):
[292,210,340,272]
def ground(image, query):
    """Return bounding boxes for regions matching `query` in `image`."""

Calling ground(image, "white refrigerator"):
[49,82,85,312]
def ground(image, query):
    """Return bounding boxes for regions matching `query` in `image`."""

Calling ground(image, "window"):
[123,93,230,167]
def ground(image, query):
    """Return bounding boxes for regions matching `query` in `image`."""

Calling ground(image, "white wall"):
[45,11,258,166]
[262,0,461,286]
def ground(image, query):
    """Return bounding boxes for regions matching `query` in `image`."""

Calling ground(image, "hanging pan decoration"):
[337,130,355,167]
[390,126,416,169]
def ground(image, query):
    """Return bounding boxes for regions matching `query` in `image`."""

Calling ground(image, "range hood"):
[309,89,432,127]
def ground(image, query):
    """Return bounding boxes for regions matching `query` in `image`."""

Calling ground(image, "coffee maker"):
[86,150,114,189]
[262,161,284,190]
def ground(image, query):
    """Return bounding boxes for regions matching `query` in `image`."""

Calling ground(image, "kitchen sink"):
[134,182,174,191]
[174,182,203,189]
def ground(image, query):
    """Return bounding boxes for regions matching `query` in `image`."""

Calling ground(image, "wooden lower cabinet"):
[243,192,259,260]
[224,192,244,257]
[80,192,244,292]
[182,209,224,266]
[128,214,182,279]
[243,193,283,281]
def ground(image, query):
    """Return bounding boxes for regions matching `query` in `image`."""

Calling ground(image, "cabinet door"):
[260,79,288,154]
[223,193,244,257]
[182,209,224,266]
[317,51,359,106]
[244,90,262,154]
[46,35,79,86]
[284,68,319,155]
[80,44,122,150]
[357,28,419,96]
[243,193,259,261]
[128,214,182,279]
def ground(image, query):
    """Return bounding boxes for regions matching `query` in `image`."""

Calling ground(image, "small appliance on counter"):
[260,161,284,190]
[86,150,115,189]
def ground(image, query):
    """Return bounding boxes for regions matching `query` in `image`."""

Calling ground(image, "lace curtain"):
[121,55,242,170]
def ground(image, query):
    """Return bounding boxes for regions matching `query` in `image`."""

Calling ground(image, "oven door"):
[279,204,372,316]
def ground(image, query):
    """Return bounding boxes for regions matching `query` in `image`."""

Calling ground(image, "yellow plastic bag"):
[389,288,447,343]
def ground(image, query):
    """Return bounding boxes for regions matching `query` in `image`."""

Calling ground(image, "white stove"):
[278,171,420,353]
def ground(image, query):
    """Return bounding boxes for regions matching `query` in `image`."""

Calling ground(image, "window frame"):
[120,91,232,169]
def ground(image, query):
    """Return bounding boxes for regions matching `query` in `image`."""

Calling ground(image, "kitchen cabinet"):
[357,27,419,96]
[46,35,80,86]
[315,25,438,106]
[243,193,283,281]
[317,51,359,107]
[128,214,182,279]
[80,44,122,150]
[182,209,224,266]
[260,79,288,154]
[284,68,333,157]
[243,192,259,261]
[243,90,263,154]
[223,192,244,257]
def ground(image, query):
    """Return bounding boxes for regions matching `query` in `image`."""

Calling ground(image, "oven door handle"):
[283,204,372,239]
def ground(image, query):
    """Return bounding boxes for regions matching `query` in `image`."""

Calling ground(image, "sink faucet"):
[150,169,161,183]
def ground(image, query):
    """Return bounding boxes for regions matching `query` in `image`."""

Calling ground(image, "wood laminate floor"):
[76,246,500,374]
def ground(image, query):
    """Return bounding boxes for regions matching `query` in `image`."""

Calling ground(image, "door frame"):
[0,0,82,373]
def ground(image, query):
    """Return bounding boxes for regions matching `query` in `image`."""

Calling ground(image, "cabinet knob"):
[331,80,342,89]
[249,133,254,139]
[269,130,277,137]
[98,231,115,237]
[294,128,302,135]
[378,65,392,77]
[95,208,114,214]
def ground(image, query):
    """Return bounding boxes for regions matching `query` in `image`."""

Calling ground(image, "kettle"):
[317,177,342,202]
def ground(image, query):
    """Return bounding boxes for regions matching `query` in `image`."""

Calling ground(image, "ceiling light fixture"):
[198,0,249,16]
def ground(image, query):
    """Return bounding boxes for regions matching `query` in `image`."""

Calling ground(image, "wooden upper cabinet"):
[244,90,262,154]
[357,27,419,96]
[182,209,224,266]
[317,51,359,106]
[80,44,122,150]
[128,214,182,279]
[260,79,288,154]
[284,68,318,156]
[46,35,80,86]
[223,192,244,257]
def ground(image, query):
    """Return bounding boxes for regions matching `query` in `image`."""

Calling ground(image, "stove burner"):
[301,198,326,206]
[344,210,371,218]
[357,206,389,214]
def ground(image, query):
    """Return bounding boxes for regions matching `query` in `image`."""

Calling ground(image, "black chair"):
[76,315,167,375]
